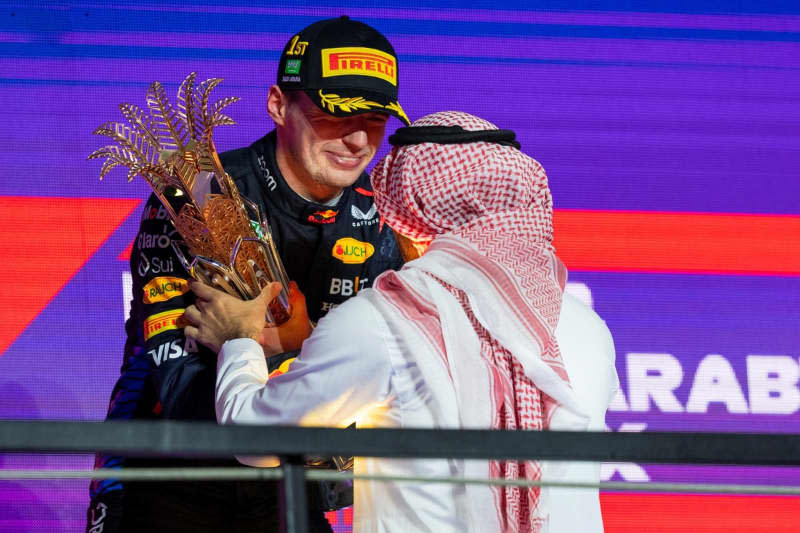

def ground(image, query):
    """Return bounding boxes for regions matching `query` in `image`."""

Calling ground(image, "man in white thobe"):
[185,111,619,533]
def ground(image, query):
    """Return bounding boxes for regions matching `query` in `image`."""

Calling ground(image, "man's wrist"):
[233,326,262,343]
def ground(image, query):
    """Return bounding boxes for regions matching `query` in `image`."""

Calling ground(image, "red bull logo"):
[308,209,338,224]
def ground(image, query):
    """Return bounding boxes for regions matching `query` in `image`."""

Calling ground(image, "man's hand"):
[257,281,313,356]
[184,281,282,353]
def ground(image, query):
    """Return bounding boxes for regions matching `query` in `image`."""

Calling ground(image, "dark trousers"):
[121,480,333,533]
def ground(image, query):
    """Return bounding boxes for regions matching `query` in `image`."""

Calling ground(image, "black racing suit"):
[86,130,402,533]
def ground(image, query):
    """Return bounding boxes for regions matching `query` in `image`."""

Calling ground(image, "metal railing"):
[1,420,799,532]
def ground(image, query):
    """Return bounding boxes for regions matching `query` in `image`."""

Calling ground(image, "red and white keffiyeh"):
[368,112,588,532]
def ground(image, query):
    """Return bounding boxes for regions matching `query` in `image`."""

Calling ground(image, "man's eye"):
[309,116,337,126]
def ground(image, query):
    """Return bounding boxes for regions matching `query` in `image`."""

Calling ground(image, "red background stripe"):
[600,493,800,532]
[553,210,800,276]
[0,196,140,356]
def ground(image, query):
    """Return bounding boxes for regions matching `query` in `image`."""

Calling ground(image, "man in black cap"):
[86,16,408,533]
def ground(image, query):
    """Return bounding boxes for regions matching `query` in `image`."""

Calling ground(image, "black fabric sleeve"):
[129,194,218,421]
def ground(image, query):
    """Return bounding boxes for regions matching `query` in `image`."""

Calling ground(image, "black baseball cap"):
[277,16,410,125]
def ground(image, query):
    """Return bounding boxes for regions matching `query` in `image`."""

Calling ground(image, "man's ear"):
[267,85,289,126]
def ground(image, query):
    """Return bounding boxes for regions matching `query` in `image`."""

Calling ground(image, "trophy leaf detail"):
[89,72,291,324]
[177,72,199,141]
[197,78,223,142]
[89,72,239,188]
[146,81,188,153]
[92,122,160,169]
[118,103,161,150]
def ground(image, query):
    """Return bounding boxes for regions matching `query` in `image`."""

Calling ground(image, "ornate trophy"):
[90,73,353,490]
[89,73,290,324]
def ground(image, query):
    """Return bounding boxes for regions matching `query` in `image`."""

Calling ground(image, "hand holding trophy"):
[89,73,291,324]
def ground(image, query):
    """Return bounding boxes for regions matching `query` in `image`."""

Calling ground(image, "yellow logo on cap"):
[321,47,397,86]
[317,91,411,125]
[332,237,375,264]
[286,35,308,56]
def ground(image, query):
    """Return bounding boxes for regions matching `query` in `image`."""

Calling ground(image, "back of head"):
[371,111,552,246]
[369,111,584,533]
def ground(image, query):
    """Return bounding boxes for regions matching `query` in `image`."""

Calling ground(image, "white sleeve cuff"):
[218,337,266,376]
[220,337,263,358]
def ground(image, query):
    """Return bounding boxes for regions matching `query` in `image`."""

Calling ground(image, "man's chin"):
[321,169,366,189]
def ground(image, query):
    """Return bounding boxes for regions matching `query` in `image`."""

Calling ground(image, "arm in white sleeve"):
[547,292,619,533]
[215,296,392,429]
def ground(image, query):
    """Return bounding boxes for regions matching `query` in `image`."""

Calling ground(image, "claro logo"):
[332,237,374,264]
[142,277,188,304]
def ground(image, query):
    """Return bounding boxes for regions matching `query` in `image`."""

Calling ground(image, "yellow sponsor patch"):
[321,47,397,86]
[143,309,185,341]
[332,237,374,264]
[142,276,189,304]
[268,357,296,379]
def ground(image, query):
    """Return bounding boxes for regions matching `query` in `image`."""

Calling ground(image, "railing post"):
[279,455,308,533]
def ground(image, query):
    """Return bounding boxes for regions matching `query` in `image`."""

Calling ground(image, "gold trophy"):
[89,72,290,324]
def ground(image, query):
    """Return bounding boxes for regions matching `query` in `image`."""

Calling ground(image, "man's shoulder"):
[557,292,616,379]
[559,292,612,345]
[309,291,389,358]
[219,132,274,169]
[557,291,618,414]
[219,145,256,181]
[316,291,380,332]
[219,142,270,204]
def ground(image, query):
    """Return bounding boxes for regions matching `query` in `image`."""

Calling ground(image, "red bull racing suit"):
[86,130,402,533]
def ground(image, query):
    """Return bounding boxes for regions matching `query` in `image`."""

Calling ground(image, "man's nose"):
[341,122,369,149]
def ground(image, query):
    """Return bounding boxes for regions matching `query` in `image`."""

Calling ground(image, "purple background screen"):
[0,1,798,531]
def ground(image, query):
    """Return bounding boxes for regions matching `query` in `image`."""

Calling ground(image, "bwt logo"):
[322,47,397,85]
[329,276,368,296]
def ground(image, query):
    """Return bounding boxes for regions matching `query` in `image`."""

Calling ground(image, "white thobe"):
[216,290,618,533]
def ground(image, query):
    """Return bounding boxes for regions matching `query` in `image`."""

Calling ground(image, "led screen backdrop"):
[0,1,799,531]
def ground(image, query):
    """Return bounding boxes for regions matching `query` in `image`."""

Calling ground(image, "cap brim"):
[305,88,410,126]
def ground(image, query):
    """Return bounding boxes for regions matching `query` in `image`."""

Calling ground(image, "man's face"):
[274,90,389,198]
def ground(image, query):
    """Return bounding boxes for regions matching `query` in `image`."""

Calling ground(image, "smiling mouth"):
[327,152,365,168]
